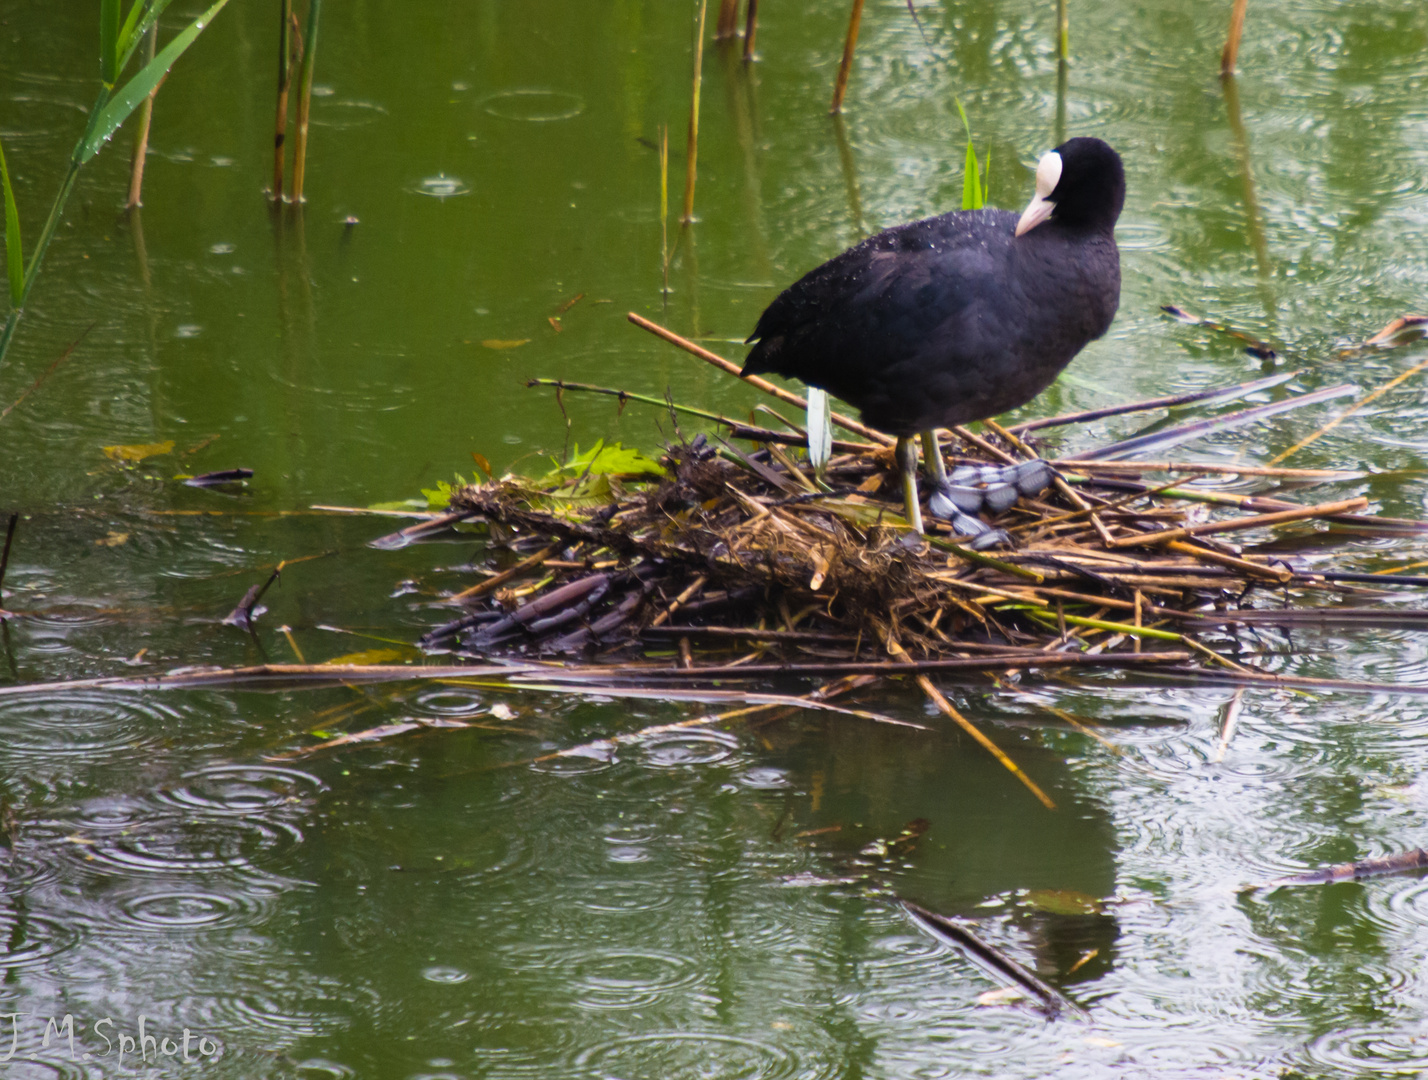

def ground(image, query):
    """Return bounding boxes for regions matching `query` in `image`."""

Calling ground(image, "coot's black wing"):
[743,209,1023,434]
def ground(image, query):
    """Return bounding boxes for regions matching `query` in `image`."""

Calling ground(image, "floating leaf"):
[561,439,668,479]
[471,452,493,478]
[324,648,406,666]
[976,987,1027,1007]
[482,338,530,350]
[94,531,129,547]
[1022,889,1103,916]
[102,439,175,462]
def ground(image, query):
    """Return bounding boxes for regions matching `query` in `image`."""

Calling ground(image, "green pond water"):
[4,0,1428,1076]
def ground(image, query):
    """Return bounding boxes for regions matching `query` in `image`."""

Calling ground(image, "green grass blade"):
[0,138,23,307]
[82,0,230,164]
[101,0,121,84]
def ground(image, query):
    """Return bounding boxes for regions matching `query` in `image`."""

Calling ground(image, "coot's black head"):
[1014,136,1124,238]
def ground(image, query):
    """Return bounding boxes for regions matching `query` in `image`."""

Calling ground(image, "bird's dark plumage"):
[743,137,1124,437]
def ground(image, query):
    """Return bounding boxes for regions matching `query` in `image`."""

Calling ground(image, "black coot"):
[743,136,1125,540]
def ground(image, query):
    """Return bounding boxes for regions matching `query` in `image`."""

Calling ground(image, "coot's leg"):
[917,430,1007,547]
[896,436,925,534]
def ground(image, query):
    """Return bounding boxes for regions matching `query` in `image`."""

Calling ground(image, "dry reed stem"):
[273,0,293,200]
[291,0,322,203]
[1269,352,1428,465]
[651,575,708,627]
[452,543,559,601]
[1107,496,1368,548]
[716,0,740,40]
[743,0,759,59]
[627,312,893,443]
[1221,0,1248,75]
[1055,459,1356,480]
[830,0,865,114]
[682,0,708,224]
[125,26,158,209]
[1164,539,1290,582]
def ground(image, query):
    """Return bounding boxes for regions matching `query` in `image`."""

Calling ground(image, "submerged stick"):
[1251,848,1428,890]
[1212,687,1246,764]
[627,312,894,444]
[681,0,708,224]
[918,670,1056,808]
[830,0,865,114]
[1221,0,1248,75]
[902,901,1074,1016]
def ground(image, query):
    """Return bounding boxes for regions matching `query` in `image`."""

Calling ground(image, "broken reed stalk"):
[830,0,865,114]
[272,0,294,200]
[125,25,158,209]
[682,0,708,224]
[1268,352,1428,466]
[1221,0,1248,76]
[528,377,745,429]
[626,311,894,444]
[716,0,740,40]
[743,0,759,60]
[883,632,1055,808]
[290,0,322,204]
[659,124,670,295]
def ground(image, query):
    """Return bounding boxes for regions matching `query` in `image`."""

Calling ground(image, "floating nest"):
[407,416,1417,682]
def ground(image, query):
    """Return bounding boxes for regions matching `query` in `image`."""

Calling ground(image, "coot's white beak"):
[1014,150,1062,237]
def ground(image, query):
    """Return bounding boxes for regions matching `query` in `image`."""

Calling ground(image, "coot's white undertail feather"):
[742,136,1125,539]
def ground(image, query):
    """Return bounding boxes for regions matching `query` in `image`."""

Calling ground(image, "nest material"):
[423,429,1378,667]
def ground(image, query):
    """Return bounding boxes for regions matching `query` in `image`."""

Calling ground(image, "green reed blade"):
[119,0,178,72]
[83,0,230,164]
[100,0,121,85]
